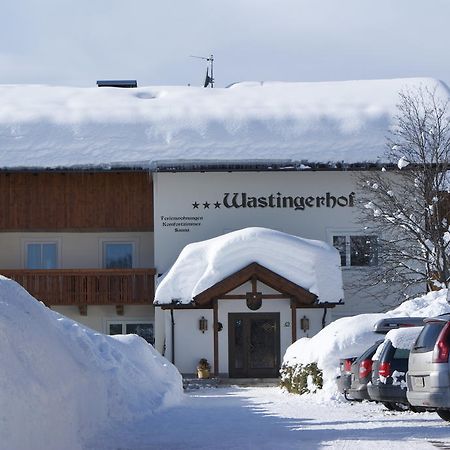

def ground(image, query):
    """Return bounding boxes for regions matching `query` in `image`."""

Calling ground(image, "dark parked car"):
[338,317,425,401]
[367,337,412,410]
[337,357,356,396]
[346,340,383,401]
[407,314,450,421]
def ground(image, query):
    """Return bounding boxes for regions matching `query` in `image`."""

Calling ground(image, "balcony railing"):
[1,269,156,306]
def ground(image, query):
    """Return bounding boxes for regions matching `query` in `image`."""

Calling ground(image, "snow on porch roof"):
[0,78,448,171]
[154,227,344,305]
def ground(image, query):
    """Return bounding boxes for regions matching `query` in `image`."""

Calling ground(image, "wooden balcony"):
[1,269,156,307]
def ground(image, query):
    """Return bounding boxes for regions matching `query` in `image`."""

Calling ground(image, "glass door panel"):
[228,313,280,378]
[249,318,277,370]
[233,318,245,370]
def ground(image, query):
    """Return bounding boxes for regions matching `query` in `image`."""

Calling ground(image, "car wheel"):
[382,402,409,412]
[437,410,450,422]
[409,405,426,413]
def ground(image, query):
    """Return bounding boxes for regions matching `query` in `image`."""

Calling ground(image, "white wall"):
[153,171,358,272]
[295,308,327,340]
[165,309,214,374]
[153,171,401,318]
[52,305,155,334]
[0,232,154,269]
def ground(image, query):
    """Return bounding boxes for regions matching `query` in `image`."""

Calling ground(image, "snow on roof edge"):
[154,227,344,305]
[0,159,388,172]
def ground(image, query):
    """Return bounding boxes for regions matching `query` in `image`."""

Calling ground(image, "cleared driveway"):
[87,387,450,450]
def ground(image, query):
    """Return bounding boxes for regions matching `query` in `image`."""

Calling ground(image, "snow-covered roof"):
[154,227,343,305]
[0,78,448,170]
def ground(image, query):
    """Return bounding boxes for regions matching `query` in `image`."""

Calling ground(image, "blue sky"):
[1,0,449,87]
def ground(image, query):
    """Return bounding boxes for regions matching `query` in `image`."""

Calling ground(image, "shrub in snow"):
[0,276,183,450]
[280,362,323,395]
[282,288,450,398]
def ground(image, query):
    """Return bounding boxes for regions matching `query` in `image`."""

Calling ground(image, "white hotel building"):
[0,78,446,377]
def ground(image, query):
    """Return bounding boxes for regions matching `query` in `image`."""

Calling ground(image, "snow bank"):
[283,288,450,398]
[0,78,448,169]
[155,227,343,304]
[0,276,183,450]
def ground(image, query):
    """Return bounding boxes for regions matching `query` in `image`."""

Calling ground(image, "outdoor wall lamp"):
[199,316,208,333]
[300,315,310,332]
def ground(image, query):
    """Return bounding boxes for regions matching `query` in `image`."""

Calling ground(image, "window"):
[412,322,445,353]
[393,348,410,360]
[103,242,133,268]
[26,242,58,269]
[108,322,154,345]
[332,234,378,267]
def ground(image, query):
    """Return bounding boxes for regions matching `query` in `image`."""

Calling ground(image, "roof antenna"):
[190,54,214,88]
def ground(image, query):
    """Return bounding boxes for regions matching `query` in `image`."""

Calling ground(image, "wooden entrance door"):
[228,313,280,378]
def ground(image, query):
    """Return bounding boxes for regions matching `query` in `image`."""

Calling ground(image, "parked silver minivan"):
[406,313,450,421]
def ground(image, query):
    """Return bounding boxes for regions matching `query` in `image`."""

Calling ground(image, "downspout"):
[170,306,175,365]
[321,307,328,329]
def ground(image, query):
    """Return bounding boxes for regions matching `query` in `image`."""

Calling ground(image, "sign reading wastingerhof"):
[160,191,355,233]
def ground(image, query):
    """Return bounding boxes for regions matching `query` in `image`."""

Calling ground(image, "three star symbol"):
[192,201,221,209]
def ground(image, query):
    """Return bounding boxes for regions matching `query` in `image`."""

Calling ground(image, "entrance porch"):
[159,262,334,378]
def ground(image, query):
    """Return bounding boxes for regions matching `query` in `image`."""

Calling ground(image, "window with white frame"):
[108,321,154,345]
[103,242,134,269]
[332,234,378,267]
[25,242,58,269]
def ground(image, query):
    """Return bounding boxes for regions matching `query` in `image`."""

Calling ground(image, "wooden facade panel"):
[0,172,153,230]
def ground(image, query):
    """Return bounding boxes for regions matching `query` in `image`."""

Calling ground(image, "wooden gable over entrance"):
[193,262,317,307]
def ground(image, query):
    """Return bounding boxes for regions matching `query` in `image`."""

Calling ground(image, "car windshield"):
[412,322,445,352]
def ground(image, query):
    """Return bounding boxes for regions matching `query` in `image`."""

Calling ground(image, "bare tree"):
[356,87,450,297]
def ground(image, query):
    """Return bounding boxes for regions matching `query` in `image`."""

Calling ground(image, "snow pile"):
[283,288,450,398]
[155,227,343,304]
[0,78,448,169]
[391,370,407,389]
[0,276,183,450]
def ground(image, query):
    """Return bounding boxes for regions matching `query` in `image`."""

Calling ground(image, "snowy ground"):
[86,386,450,450]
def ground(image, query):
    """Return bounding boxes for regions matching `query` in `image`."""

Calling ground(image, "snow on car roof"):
[384,327,424,351]
[154,227,343,305]
[0,78,448,170]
